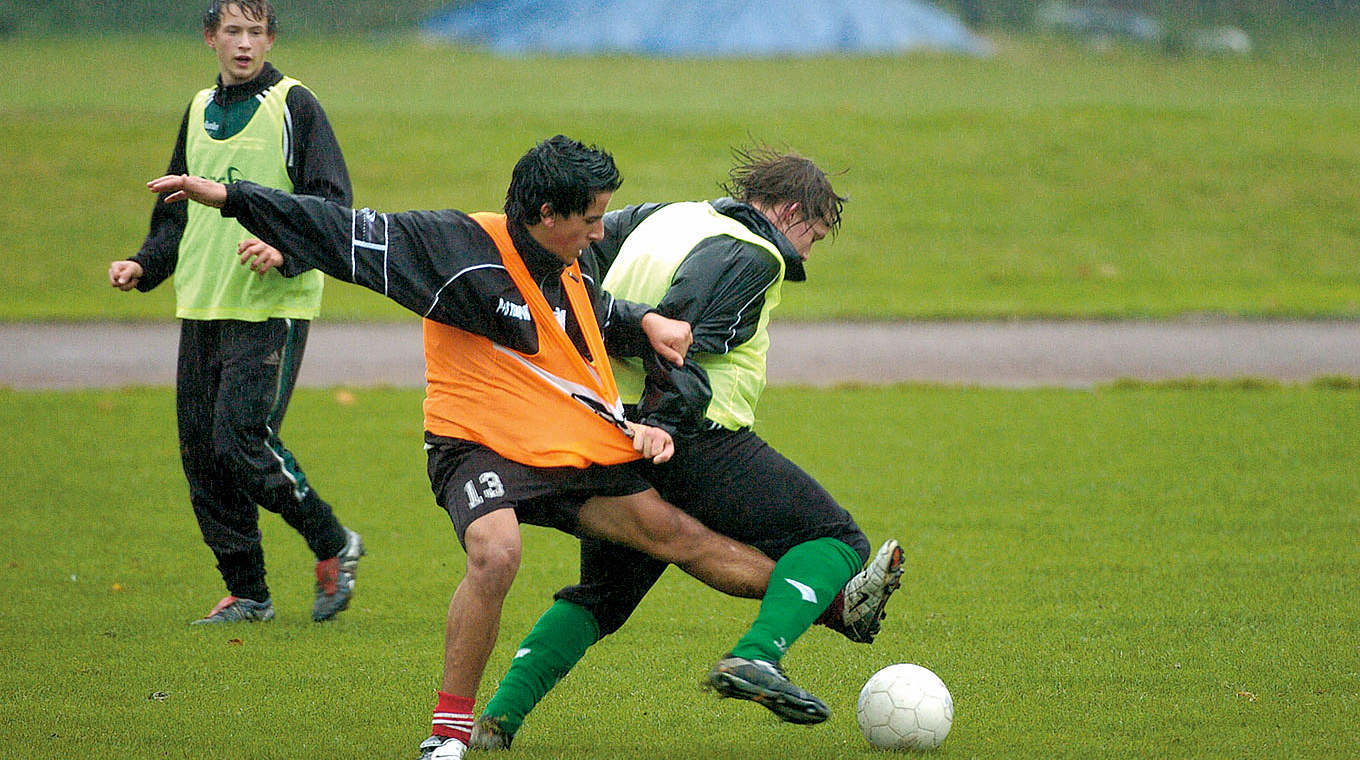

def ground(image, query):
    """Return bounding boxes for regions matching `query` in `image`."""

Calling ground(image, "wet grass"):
[1,383,1356,757]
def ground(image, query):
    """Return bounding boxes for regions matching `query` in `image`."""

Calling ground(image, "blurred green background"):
[0,0,1354,36]
[1,0,1356,322]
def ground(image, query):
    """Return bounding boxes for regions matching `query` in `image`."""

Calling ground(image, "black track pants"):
[176,318,345,600]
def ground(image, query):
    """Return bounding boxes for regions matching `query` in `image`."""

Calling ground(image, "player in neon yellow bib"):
[108,0,362,626]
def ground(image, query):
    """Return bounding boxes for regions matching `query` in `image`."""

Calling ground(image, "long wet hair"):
[723,146,846,234]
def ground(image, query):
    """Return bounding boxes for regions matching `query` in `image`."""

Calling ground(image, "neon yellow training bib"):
[175,77,323,321]
[602,202,784,431]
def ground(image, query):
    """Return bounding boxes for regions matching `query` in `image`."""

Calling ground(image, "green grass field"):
[2,384,1356,758]
[2,35,1359,321]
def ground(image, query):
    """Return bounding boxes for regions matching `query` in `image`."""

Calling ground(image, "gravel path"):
[2,319,1358,390]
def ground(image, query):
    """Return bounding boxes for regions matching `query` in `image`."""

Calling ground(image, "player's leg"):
[730,536,864,661]
[662,429,868,723]
[421,441,540,760]
[574,487,772,599]
[706,433,868,661]
[653,429,874,653]
[213,318,362,620]
[177,320,273,623]
[443,508,522,695]
[474,539,667,747]
[651,429,903,644]
[703,536,862,723]
[421,508,523,760]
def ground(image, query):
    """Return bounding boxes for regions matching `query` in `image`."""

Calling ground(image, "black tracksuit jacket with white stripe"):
[131,63,351,291]
[216,181,658,377]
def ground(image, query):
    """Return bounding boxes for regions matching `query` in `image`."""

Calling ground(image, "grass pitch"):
[1,384,1356,758]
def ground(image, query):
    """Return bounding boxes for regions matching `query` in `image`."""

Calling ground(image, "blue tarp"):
[421,0,989,57]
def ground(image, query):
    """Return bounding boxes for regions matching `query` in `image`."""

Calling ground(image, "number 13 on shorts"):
[464,471,505,509]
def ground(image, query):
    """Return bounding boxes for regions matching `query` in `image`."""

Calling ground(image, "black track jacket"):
[217,182,656,363]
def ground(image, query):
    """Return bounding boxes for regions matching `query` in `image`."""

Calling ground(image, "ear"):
[538,203,556,226]
[204,28,216,47]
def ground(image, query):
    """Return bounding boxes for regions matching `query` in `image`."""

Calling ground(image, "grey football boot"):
[313,527,364,621]
[190,595,274,625]
[821,538,905,643]
[705,655,831,725]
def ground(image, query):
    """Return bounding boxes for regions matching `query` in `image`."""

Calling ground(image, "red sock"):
[431,691,475,743]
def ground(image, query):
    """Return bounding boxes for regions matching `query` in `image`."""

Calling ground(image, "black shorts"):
[425,434,652,546]
[646,427,869,559]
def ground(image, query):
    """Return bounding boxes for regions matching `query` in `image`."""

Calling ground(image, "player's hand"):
[641,312,692,367]
[109,260,144,291]
[239,239,283,276]
[147,174,228,208]
[626,422,674,464]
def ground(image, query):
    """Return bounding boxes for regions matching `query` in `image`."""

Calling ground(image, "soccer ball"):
[856,663,954,751]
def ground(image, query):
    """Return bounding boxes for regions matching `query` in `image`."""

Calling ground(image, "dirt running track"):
[2,320,1358,390]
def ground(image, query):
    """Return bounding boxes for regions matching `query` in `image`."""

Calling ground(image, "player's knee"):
[464,527,521,595]
[466,553,519,599]
[642,510,711,565]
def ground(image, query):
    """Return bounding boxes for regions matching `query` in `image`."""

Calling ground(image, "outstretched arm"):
[146,175,511,336]
[147,174,345,282]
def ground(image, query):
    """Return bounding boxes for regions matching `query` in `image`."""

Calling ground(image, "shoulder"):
[282,80,325,110]
[392,209,503,259]
[696,234,782,273]
[606,202,670,232]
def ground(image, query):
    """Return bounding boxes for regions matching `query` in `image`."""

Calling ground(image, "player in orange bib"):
[149,136,781,760]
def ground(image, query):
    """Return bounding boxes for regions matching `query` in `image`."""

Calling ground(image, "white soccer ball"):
[856,663,954,751]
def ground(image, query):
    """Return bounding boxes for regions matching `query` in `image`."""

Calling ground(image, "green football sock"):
[480,599,600,735]
[729,537,862,664]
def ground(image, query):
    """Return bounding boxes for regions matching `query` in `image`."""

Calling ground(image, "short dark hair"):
[203,1,277,35]
[505,135,622,225]
[723,147,846,234]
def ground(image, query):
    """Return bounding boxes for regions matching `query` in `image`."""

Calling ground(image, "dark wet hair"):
[723,146,846,234]
[505,135,622,225]
[203,0,277,34]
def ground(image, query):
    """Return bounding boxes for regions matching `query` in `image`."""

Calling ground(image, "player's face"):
[538,191,613,265]
[206,4,274,86]
[780,212,830,262]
